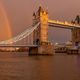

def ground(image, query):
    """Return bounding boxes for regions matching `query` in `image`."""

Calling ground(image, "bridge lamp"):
[10,41,13,44]
[16,48,19,50]
[55,43,59,45]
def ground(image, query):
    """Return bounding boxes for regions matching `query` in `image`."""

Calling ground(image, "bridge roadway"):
[0,45,38,48]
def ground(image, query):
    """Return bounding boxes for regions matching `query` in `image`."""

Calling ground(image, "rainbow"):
[0,1,12,40]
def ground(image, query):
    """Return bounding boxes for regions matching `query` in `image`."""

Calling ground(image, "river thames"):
[0,52,80,80]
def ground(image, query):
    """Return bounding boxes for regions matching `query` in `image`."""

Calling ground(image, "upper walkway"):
[48,20,80,29]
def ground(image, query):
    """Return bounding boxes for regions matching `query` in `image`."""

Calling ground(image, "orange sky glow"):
[0,0,80,43]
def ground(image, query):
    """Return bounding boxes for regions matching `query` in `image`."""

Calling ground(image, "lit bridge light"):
[48,19,80,28]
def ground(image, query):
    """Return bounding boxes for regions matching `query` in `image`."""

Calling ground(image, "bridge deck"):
[0,45,38,47]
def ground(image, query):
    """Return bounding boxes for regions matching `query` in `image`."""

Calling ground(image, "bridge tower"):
[29,6,54,55]
[72,28,80,46]
[33,6,48,45]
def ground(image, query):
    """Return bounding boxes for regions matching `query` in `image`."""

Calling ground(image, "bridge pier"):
[29,42,54,55]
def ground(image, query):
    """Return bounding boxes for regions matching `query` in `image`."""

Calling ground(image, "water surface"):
[0,52,80,80]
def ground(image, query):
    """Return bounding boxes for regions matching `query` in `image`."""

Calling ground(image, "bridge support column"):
[38,42,54,55]
[29,42,54,55]
[72,28,80,46]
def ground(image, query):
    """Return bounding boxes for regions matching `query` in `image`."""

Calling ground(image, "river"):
[0,52,80,80]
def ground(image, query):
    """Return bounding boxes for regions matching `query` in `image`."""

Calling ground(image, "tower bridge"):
[0,6,80,55]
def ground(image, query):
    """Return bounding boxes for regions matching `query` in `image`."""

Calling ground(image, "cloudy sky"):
[0,0,80,43]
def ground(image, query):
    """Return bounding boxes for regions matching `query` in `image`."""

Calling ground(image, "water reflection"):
[0,52,80,80]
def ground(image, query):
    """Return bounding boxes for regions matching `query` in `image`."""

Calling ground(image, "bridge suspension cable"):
[0,22,40,45]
